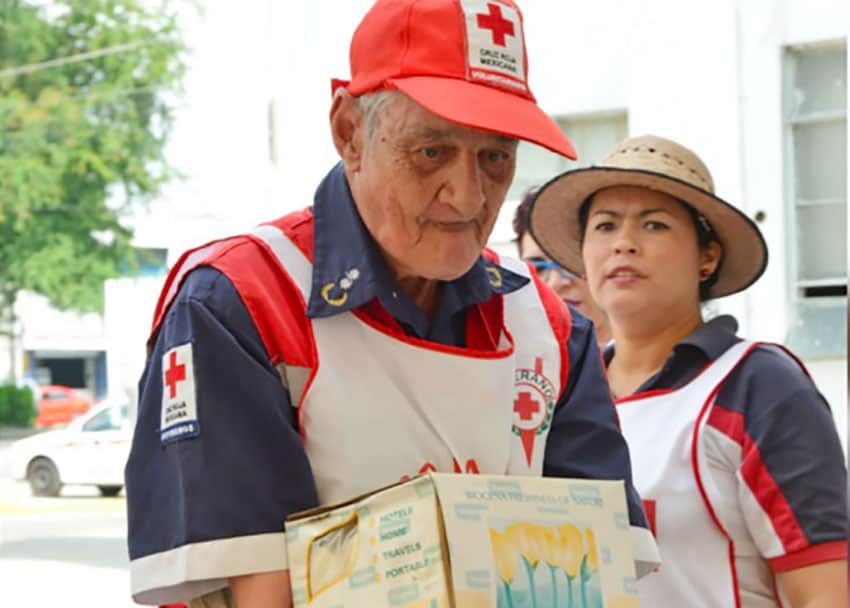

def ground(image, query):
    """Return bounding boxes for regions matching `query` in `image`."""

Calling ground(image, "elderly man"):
[125,1,657,606]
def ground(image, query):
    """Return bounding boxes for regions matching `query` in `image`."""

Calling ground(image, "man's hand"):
[229,570,293,608]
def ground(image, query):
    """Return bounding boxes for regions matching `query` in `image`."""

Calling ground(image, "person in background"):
[529,133,848,607]
[513,187,612,345]
[124,2,658,607]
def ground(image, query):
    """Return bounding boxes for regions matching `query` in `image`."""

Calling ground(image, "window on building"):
[783,42,847,358]
[506,111,628,202]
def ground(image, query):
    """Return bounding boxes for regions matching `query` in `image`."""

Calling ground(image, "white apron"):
[251,224,564,504]
[617,340,783,607]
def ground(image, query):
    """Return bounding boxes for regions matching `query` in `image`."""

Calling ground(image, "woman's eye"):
[594,221,615,231]
[645,221,669,230]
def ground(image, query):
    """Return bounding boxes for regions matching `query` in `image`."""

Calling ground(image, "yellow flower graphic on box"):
[504,523,543,568]
[490,528,519,585]
[558,523,584,578]
[489,521,603,608]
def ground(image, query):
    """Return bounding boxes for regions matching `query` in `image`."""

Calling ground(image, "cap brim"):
[528,167,768,298]
[388,76,577,160]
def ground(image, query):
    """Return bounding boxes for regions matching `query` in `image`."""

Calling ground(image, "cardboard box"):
[286,473,640,608]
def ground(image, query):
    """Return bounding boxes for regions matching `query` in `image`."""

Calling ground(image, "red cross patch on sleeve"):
[160,342,200,445]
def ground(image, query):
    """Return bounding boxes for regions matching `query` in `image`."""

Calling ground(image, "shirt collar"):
[674,314,739,360]
[603,314,740,365]
[306,163,528,319]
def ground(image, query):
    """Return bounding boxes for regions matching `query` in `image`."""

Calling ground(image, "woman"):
[512,187,612,345]
[528,134,847,607]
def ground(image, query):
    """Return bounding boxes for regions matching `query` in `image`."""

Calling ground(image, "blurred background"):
[0,0,846,605]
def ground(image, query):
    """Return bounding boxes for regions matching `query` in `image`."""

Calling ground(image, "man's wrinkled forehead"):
[408,126,518,146]
[373,91,518,147]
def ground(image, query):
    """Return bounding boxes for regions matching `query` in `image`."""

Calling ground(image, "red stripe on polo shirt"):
[149,238,234,339]
[214,238,315,369]
[768,540,848,573]
[707,404,810,554]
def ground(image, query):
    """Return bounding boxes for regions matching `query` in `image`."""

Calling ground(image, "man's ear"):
[330,89,364,171]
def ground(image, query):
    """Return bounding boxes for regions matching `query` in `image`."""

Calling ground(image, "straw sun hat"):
[527,134,768,298]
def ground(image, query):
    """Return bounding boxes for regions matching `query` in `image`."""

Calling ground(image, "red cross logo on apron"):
[512,357,554,467]
[513,391,540,421]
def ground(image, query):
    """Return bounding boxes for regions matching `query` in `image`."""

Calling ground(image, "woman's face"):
[519,232,589,308]
[519,232,612,343]
[581,186,720,325]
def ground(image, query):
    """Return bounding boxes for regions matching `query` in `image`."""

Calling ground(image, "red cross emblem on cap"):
[477,3,515,47]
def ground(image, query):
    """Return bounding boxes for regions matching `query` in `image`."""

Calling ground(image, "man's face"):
[343,93,518,282]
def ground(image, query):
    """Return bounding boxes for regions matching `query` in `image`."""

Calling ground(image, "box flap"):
[286,475,453,607]
[286,475,425,525]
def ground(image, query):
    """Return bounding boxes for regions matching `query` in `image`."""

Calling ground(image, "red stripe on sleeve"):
[768,540,848,572]
[707,405,810,554]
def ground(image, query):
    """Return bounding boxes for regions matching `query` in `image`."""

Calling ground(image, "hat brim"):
[388,76,577,159]
[528,167,768,298]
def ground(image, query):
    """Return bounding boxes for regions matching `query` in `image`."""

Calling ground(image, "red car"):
[35,385,92,428]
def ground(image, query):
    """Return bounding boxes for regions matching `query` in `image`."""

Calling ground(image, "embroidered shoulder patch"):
[160,342,200,445]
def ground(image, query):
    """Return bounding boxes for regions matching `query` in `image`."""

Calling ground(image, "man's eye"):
[484,150,509,162]
[422,147,441,159]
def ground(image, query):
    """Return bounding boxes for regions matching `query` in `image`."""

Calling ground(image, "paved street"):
[0,440,138,607]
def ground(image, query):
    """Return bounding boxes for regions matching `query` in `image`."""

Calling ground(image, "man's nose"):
[440,152,486,217]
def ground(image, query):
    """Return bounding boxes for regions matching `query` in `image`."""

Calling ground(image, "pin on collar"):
[321,268,361,307]
[339,268,361,290]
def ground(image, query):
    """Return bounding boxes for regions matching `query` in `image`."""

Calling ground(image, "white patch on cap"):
[160,342,199,445]
[460,0,527,92]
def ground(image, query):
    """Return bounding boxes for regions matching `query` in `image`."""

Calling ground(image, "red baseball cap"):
[333,0,577,159]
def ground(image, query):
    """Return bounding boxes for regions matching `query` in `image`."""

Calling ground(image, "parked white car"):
[10,397,132,497]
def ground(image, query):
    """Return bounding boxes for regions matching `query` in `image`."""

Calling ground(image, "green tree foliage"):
[0,383,35,426]
[0,0,188,340]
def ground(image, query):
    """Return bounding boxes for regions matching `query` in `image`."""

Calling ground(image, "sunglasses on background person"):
[526,258,579,281]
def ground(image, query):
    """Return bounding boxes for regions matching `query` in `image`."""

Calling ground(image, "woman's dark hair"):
[512,186,539,254]
[578,193,722,301]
